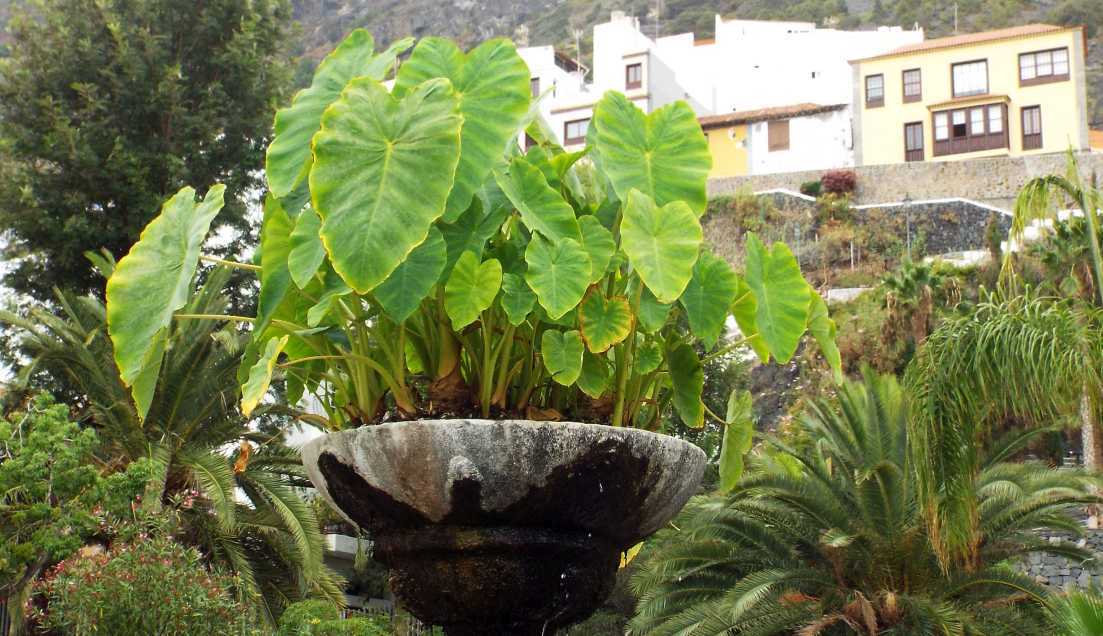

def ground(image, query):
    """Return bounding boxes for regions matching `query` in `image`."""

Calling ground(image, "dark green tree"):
[0,0,292,299]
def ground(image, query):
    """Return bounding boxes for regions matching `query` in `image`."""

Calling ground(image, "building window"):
[1020,48,1070,85]
[865,74,884,108]
[1022,106,1042,150]
[626,63,643,89]
[530,77,540,97]
[904,122,924,162]
[951,60,988,97]
[564,118,590,145]
[932,103,1008,156]
[767,119,790,151]
[903,69,921,102]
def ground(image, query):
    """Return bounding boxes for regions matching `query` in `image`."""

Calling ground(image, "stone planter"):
[301,419,706,635]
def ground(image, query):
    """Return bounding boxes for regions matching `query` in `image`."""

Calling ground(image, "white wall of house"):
[747,108,854,175]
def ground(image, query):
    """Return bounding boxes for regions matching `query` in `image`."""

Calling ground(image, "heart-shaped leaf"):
[731,276,769,362]
[591,92,711,215]
[374,226,447,323]
[288,207,325,289]
[621,189,702,303]
[256,195,294,335]
[578,215,615,283]
[578,289,633,353]
[267,31,412,197]
[541,329,583,386]
[719,389,754,492]
[668,342,704,428]
[494,157,580,242]
[311,77,462,293]
[577,350,611,398]
[634,339,662,375]
[106,185,225,419]
[525,235,591,320]
[744,233,811,363]
[307,267,353,327]
[807,290,843,383]
[241,336,289,417]
[679,249,738,348]
[445,251,503,330]
[395,38,530,222]
[501,272,537,326]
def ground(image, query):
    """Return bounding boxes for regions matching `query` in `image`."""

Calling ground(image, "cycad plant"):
[0,265,344,624]
[1047,587,1103,635]
[630,372,1099,635]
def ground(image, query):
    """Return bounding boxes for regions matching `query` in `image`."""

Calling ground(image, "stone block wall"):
[709,151,1103,211]
[1020,526,1103,590]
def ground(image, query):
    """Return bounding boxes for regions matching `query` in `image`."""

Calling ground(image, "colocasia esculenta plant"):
[104,30,840,482]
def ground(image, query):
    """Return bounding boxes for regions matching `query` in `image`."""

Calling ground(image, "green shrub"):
[799,179,821,197]
[315,615,391,636]
[35,533,254,636]
[277,600,341,635]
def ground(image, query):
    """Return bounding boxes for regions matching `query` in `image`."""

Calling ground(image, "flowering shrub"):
[821,169,856,195]
[34,533,256,635]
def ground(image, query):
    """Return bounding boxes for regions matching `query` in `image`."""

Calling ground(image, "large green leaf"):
[634,339,662,375]
[374,227,447,323]
[395,37,530,222]
[577,350,611,398]
[524,235,591,320]
[266,31,413,197]
[807,290,843,383]
[501,272,537,326]
[668,343,704,428]
[621,190,702,303]
[306,267,353,327]
[541,329,583,386]
[444,251,502,330]
[743,234,811,363]
[679,250,738,348]
[241,336,289,417]
[590,92,711,215]
[106,185,225,419]
[255,195,294,335]
[731,277,770,362]
[311,77,462,293]
[578,289,633,353]
[288,207,325,289]
[494,157,580,242]
[719,389,754,492]
[578,215,615,283]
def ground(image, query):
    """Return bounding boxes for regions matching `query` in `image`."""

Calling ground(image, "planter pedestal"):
[302,419,705,634]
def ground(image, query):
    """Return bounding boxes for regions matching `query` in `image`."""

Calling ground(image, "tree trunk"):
[1082,394,1101,528]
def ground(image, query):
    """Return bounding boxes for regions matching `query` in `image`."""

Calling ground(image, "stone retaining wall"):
[709,151,1103,211]
[1021,526,1103,590]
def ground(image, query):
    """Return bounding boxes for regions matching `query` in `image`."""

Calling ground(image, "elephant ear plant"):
[104,31,839,473]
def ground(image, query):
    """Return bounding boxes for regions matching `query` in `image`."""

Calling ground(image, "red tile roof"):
[853,24,1078,63]
[698,103,846,129]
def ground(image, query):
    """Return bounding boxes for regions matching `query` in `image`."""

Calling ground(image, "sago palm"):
[630,372,1099,636]
[0,265,344,624]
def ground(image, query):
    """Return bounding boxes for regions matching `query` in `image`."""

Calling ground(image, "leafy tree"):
[0,393,151,633]
[0,267,344,624]
[0,0,293,300]
[630,372,1099,635]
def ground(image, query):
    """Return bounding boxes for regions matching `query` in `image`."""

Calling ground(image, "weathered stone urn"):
[301,419,706,635]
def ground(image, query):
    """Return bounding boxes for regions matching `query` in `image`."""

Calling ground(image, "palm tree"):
[0,266,345,624]
[1047,588,1103,635]
[629,372,1099,635]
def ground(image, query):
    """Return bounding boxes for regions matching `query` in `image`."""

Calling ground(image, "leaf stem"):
[174,313,255,323]
[200,255,261,272]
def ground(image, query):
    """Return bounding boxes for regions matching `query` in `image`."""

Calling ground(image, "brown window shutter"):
[768,120,790,151]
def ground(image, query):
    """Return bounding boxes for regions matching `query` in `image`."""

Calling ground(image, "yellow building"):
[851,24,1090,166]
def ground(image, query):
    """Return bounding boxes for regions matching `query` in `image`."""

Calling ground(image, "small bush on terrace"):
[821,169,856,195]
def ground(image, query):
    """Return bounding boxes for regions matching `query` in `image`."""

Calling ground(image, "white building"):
[521,12,925,175]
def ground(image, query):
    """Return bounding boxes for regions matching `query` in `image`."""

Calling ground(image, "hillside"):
[1,0,1100,123]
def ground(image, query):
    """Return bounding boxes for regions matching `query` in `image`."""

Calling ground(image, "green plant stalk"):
[611,281,644,427]
[491,323,518,407]
[479,309,496,417]
[174,313,255,323]
[199,255,261,271]
[1077,187,1103,306]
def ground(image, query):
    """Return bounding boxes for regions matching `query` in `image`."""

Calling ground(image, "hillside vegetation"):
[1,0,1100,123]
